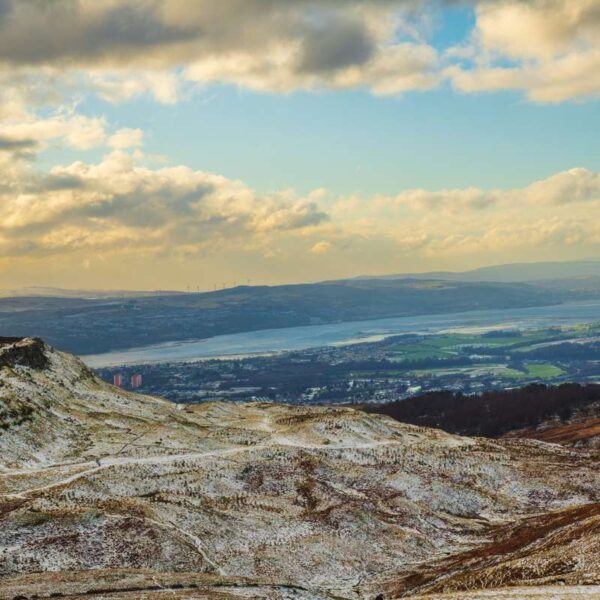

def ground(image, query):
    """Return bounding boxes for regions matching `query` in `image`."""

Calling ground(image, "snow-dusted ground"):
[413,586,600,599]
[1,338,599,599]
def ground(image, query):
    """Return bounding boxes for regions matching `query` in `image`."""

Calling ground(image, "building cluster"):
[113,373,143,389]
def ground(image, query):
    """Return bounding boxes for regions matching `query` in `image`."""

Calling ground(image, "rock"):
[0,337,50,370]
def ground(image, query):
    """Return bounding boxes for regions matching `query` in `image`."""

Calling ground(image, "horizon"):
[3,256,600,294]
[1,256,600,294]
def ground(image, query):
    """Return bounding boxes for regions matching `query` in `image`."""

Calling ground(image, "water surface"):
[82,300,600,367]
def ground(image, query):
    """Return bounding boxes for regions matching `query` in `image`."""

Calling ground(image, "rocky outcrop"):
[0,337,49,370]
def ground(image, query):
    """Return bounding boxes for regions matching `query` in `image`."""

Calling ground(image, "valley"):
[0,278,578,356]
[94,320,600,406]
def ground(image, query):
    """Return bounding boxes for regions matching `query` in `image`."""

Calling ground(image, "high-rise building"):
[113,374,123,387]
[131,374,143,389]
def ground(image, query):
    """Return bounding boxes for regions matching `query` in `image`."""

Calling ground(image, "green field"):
[523,362,565,378]
[348,324,594,384]
[387,330,573,363]
[404,362,565,381]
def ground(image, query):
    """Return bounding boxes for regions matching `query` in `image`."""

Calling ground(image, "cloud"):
[0,1,413,68]
[0,113,107,151]
[379,168,600,213]
[297,14,376,74]
[523,168,600,204]
[0,1,598,103]
[475,0,600,60]
[0,135,37,151]
[449,0,600,102]
[89,70,180,104]
[108,128,144,149]
[299,168,600,270]
[310,241,333,255]
[0,1,440,97]
[2,148,600,284]
[0,150,329,260]
[0,134,39,160]
[416,218,600,258]
[385,187,499,212]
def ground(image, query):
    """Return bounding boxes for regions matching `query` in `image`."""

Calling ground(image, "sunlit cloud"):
[0,1,597,103]
[310,241,333,255]
[378,168,600,213]
[108,128,144,149]
[0,149,329,262]
[2,140,599,280]
[449,0,600,102]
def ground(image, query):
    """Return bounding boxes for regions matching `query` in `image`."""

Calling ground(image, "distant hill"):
[355,259,600,283]
[0,279,566,354]
[0,286,183,299]
[3,260,600,355]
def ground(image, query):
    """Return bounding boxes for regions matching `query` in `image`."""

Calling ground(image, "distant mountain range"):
[4,260,600,300]
[354,259,600,283]
[0,286,182,299]
[0,278,569,355]
[2,260,600,355]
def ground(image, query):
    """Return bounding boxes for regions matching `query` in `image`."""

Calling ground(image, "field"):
[347,325,595,392]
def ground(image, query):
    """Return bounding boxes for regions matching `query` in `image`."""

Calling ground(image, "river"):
[81,299,600,368]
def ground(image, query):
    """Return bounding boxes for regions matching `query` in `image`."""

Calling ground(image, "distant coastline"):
[82,299,600,368]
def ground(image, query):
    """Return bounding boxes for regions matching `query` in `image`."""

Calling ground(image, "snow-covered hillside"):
[0,338,599,599]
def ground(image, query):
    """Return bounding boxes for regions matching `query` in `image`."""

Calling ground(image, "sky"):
[1,0,600,291]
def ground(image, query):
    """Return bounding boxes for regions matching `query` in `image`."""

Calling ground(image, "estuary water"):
[81,299,600,368]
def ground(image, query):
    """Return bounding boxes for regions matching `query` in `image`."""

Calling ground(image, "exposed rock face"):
[0,339,599,599]
[0,336,49,370]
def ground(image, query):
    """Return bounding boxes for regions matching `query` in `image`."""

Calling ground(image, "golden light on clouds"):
[0,0,599,288]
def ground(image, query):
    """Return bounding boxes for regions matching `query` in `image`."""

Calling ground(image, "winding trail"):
[1,438,401,500]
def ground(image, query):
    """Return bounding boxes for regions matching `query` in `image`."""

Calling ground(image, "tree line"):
[362,383,600,438]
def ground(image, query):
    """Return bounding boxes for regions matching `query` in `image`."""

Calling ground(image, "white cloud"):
[89,71,180,104]
[108,128,144,149]
[310,241,333,255]
[1,145,600,283]
[449,0,600,102]
[523,168,600,205]
[0,113,107,151]
[475,0,600,60]
[380,168,600,213]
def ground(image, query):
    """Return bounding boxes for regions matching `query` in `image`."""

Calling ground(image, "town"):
[97,324,600,405]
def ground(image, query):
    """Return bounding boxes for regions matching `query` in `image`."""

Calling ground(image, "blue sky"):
[40,3,599,197]
[66,85,600,197]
